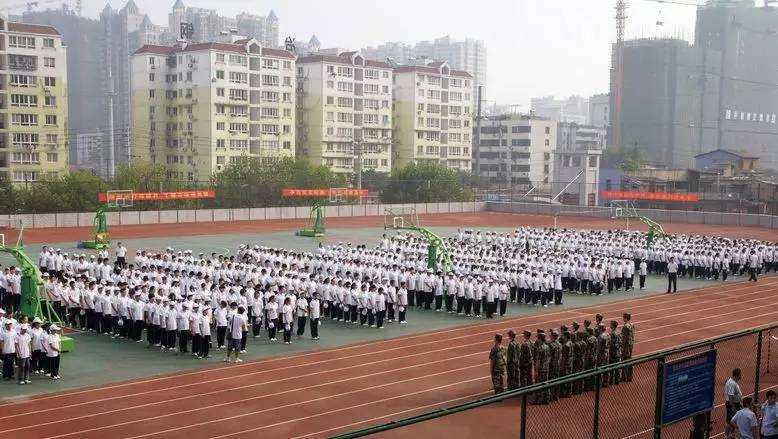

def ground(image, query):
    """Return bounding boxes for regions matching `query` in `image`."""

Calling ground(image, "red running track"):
[1,278,777,439]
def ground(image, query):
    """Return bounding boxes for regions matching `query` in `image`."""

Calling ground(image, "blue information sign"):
[661,349,717,426]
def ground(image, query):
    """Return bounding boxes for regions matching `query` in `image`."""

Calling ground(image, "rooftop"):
[8,22,60,36]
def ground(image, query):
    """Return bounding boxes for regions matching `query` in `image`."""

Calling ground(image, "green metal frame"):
[296,201,326,237]
[391,226,452,273]
[0,226,62,324]
[78,204,111,249]
[332,323,774,439]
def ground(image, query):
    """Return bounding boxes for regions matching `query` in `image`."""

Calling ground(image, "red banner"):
[600,191,699,202]
[98,190,216,202]
[282,188,368,197]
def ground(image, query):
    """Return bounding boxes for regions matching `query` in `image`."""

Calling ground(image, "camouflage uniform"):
[559,331,574,397]
[489,344,507,394]
[596,327,611,388]
[572,332,586,395]
[548,333,562,401]
[608,325,622,385]
[506,337,521,390]
[532,335,551,404]
[519,336,534,387]
[621,321,635,382]
[584,329,598,391]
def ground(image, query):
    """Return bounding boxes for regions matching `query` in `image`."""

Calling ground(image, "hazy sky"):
[75,0,699,106]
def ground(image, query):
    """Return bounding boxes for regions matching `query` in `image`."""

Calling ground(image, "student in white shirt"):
[309,292,321,340]
[225,306,247,363]
[214,301,229,349]
[725,368,744,424]
[281,297,294,344]
[16,324,32,385]
[1,320,17,380]
[265,295,279,342]
[46,325,62,380]
[295,294,308,337]
[198,307,212,359]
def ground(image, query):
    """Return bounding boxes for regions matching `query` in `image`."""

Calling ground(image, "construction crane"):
[0,0,81,15]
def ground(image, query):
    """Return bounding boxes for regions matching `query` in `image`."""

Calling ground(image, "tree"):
[359,169,389,193]
[212,157,346,208]
[603,143,645,172]
[381,162,474,203]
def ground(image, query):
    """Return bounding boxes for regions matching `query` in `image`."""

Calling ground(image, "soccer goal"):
[105,190,135,208]
[384,206,420,230]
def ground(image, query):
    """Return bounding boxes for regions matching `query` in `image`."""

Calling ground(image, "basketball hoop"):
[384,206,420,230]
[328,188,349,204]
[106,190,134,208]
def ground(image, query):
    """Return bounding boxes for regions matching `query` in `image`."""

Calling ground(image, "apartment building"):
[393,61,474,171]
[0,19,69,184]
[553,122,604,206]
[296,51,393,175]
[476,113,555,189]
[130,37,295,180]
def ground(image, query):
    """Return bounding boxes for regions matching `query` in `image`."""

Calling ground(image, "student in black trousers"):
[667,258,679,293]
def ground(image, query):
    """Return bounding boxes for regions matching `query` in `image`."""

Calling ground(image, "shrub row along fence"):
[333,325,778,439]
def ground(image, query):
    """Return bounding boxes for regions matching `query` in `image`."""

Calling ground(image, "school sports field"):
[0,211,776,439]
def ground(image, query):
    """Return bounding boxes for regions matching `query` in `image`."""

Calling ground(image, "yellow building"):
[393,61,473,172]
[0,18,69,184]
[296,51,393,175]
[131,37,295,180]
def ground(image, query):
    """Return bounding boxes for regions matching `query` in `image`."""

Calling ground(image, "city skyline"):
[58,0,700,107]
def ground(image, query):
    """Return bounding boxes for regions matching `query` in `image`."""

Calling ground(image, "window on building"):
[216,139,226,148]
[44,77,56,87]
[47,153,58,162]
[43,38,55,48]
[283,108,291,118]
[9,35,35,48]
[45,134,58,146]
[149,73,155,82]
[262,75,279,86]
[283,61,292,70]
[326,80,334,89]
[326,112,334,121]
[216,122,225,130]
[282,92,292,102]
[12,133,39,148]
[229,72,247,83]
[44,57,55,68]
[262,58,279,69]
[326,96,334,105]
[229,55,247,66]
[10,94,37,107]
[217,156,225,165]
[186,71,192,81]
[337,82,353,92]
[283,125,291,134]
[337,97,353,108]
[11,113,37,126]
[216,53,225,63]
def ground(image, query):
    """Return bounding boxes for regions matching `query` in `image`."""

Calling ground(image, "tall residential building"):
[0,19,69,184]
[588,93,609,130]
[18,8,103,169]
[614,38,721,167]
[475,114,555,188]
[530,95,589,124]
[100,1,162,173]
[553,123,604,206]
[695,3,778,170]
[168,1,279,48]
[362,36,486,104]
[393,61,474,172]
[296,51,393,175]
[131,38,296,180]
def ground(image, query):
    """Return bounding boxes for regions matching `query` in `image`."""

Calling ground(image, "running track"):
[1,277,777,439]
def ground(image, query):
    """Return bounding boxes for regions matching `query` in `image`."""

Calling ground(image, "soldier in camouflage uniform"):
[519,330,534,387]
[572,321,582,338]
[584,327,598,391]
[596,324,611,388]
[595,313,604,327]
[572,332,587,395]
[621,313,635,382]
[506,330,520,390]
[489,333,507,394]
[548,329,562,401]
[532,329,543,378]
[559,325,574,398]
[608,320,622,386]
[532,332,551,404]
[583,319,593,334]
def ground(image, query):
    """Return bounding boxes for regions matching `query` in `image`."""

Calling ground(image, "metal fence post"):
[593,372,602,439]
[654,357,665,439]
[520,394,527,439]
[755,330,764,403]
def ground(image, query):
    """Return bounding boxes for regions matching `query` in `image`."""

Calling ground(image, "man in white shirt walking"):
[728,397,757,439]
[762,390,778,439]
[725,368,743,425]
[226,306,247,363]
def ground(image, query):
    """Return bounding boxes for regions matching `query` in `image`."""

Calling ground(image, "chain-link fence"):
[333,324,778,439]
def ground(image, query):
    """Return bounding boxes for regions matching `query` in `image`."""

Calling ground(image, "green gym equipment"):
[297,201,327,237]
[383,206,453,273]
[610,199,667,248]
[0,224,73,351]
[78,204,111,249]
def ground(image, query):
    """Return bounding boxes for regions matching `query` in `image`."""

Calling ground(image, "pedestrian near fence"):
[725,368,744,426]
